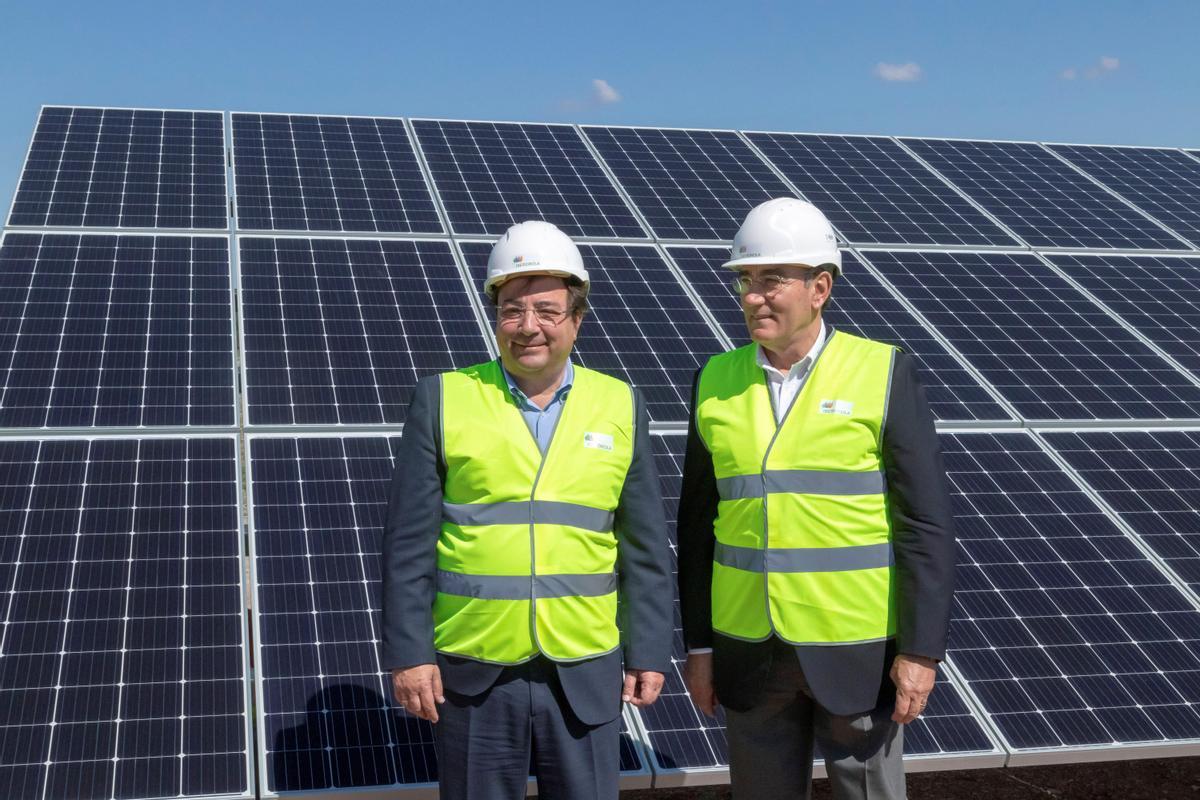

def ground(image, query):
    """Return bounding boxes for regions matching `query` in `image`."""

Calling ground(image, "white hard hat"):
[484,221,589,299]
[723,198,842,277]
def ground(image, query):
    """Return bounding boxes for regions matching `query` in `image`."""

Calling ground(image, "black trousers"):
[434,657,620,800]
[725,639,905,800]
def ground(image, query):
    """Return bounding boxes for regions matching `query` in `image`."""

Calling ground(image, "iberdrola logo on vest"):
[819,399,854,416]
[583,431,614,451]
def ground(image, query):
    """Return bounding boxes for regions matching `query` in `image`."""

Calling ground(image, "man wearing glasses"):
[678,198,955,798]
[381,220,672,800]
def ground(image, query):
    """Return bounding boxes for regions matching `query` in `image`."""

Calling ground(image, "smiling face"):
[494,274,582,381]
[737,264,832,354]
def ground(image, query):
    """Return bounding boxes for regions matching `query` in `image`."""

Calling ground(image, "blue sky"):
[1,0,1197,209]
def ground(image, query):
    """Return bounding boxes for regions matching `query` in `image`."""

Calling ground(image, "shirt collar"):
[501,359,575,411]
[756,320,828,380]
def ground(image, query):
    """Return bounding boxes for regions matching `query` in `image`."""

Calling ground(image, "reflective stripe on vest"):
[696,331,897,645]
[435,360,634,664]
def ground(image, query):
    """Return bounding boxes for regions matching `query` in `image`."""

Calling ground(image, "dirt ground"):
[621,757,1200,799]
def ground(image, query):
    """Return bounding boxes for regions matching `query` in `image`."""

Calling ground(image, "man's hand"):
[682,652,719,716]
[622,669,665,707]
[890,653,937,724]
[391,664,445,723]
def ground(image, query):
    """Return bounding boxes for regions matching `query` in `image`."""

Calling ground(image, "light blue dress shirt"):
[501,360,575,455]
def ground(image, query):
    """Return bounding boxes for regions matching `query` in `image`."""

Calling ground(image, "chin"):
[511,354,548,371]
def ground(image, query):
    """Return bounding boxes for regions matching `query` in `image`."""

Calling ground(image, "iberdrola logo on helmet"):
[513,255,523,264]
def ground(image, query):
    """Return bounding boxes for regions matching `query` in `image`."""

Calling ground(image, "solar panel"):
[247,435,646,795]
[458,242,724,423]
[1046,253,1200,376]
[0,232,236,428]
[9,106,227,230]
[744,132,1019,247]
[231,114,442,234]
[664,246,1012,422]
[943,431,1200,754]
[1042,430,1200,593]
[239,237,492,426]
[1047,145,1200,248]
[410,120,645,238]
[862,250,1200,421]
[0,436,249,800]
[582,126,794,240]
[899,138,1188,250]
[638,433,999,780]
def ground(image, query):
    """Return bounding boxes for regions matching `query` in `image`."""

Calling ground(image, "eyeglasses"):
[497,304,573,327]
[731,270,820,297]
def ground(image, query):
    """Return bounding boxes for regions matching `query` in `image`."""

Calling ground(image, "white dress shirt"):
[756,321,828,424]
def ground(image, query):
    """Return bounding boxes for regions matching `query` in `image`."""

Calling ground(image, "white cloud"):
[1062,56,1120,80]
[592,79,621,104]
[874,62,922,82]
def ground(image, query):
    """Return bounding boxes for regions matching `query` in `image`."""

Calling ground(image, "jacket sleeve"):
[677,368,719,650]
[613,387,674,673]
[379,375,445,671]
[883,351,957,661]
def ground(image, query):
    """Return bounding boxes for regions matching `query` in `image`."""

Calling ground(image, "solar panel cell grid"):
[9,107,227,230]
[250,435,423,792]
[231,114,442,234]
[239,237,492,426]
[583,126,795,240]
[900,138,1187,250]
[411,120,645,238]
[459,242,724,423]
[0,437,247,800]
[943,432,1200,751]
[0,233,235,428]
[1047,253,1200,376]
[745,132,1019,247]
[665,246,1011,422]
[1043,430,1200,593]
[1048,145,1200,247]
[863,250,1200,421]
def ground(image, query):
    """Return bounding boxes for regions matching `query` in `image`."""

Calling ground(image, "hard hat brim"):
[484,267,590,296]
[721,253,842,277]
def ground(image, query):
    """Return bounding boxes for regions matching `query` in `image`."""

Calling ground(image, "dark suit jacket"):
[380,367,673,726]
[677,337,956,716]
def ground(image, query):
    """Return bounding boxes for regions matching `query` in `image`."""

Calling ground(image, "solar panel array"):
[9,107,227,231]
[239,236,490,426]
[743,132,1020,247]
[581,126,793,240]
[943,432,1200,754]
[1048,144,1200,248]
[232,114,442,235]
[899,138,1190,250]
[3,105,1200,797]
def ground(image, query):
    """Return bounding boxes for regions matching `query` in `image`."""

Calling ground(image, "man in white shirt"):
[677,198,956,799]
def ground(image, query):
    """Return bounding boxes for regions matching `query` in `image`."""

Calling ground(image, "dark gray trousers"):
[725,642,905,800]
[434,657,620,800]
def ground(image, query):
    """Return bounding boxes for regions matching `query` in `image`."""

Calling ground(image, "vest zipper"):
[522,372,569,658]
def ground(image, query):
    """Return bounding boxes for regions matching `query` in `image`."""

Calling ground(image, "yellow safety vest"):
[434,360,634,663]
[696,331,897,645]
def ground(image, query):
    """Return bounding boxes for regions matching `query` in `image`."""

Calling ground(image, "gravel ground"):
[620,757,1200,799]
